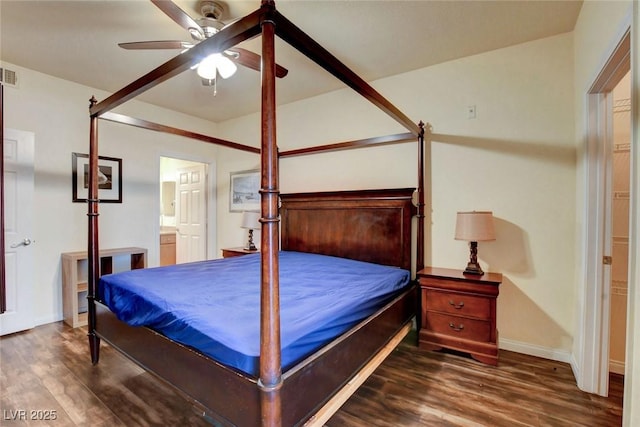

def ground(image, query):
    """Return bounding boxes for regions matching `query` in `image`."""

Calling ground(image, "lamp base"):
[464,242,484,276]
[245,229,258,251]
[463,262,484,275]
[463,241,484,275]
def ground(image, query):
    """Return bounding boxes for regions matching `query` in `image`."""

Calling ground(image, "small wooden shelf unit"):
[62,247,147,328]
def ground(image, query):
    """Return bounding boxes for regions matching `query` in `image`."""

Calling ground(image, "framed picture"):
[230,169,260,212]
[72,152,122,203]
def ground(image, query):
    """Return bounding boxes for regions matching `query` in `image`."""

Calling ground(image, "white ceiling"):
[0,0,583,123]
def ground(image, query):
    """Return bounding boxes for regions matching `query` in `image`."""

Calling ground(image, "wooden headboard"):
[280,188,416,271]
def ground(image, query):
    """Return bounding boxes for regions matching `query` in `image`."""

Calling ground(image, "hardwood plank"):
[328,333,623,427]
[0,323,209,427]
[0,324,623,427]
[1,330,77,427]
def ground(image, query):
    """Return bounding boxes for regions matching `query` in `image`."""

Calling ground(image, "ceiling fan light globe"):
[197,54,218,80]
[217,55,237,79]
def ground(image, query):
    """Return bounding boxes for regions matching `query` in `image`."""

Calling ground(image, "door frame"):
[1,83,5,313]
[580,28,632,396]
[158,153,217,261]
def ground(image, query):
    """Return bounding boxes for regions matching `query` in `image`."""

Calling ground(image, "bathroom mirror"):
[161,181,176,216]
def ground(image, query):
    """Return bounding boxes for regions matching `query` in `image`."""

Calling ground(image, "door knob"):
[10,238,34,248]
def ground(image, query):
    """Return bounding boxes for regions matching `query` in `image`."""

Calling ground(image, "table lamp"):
[241,211,260,251]
[455,211,495,275]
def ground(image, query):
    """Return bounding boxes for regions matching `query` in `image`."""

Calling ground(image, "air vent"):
[0,67,18,88]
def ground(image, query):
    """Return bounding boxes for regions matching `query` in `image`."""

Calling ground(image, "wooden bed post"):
[87,96,101,364]
[259,2,283,426]
[416,121,425,273]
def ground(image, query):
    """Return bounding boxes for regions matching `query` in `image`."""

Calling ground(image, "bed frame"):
[86,1,428,426]
[95,188,417,426]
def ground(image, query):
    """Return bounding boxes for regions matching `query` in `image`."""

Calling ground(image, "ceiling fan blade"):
[230,48,289,78]
[119,40,194,50]
[151,0,204,40]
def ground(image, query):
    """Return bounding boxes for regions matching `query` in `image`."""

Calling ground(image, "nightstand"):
[417,267,502,365]
[221,247,259,258]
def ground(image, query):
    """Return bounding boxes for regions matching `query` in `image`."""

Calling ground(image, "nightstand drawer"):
[424,289,490,319]
[424,312,491,343]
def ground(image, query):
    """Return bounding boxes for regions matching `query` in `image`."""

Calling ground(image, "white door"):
[175,164,207,263]
[1,129,35,336]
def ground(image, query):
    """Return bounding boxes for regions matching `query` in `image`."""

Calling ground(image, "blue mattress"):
[99,251,410,377]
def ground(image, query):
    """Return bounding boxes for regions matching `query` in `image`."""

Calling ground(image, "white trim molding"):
[623,3,639,426]
[500,338,574,365]
[578,17,632,397]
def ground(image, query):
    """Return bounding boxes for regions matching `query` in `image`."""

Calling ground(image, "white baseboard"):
[500,339,581,384]
[34,314,63,327]
[494,339,584,386]
[500,338,574,364]
[609,359,625,375]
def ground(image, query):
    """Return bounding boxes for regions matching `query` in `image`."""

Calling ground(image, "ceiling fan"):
[119,0,288,91]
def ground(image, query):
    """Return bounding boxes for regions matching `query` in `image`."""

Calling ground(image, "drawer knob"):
[449,322,464,332]
[448,300,465,309]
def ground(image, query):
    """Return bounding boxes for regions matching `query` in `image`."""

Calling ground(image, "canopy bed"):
[86,1,428,426]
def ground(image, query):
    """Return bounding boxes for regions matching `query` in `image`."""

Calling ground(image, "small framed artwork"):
[72,152,122,203]
[230,169,260,212]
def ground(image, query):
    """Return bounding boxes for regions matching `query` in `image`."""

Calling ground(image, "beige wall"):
[426,35,576,357]
[2,62,220,325]
[218,33,577,359]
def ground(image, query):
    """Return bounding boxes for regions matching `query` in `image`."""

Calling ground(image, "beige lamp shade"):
[241,211,261,230]
[455,211,496,242]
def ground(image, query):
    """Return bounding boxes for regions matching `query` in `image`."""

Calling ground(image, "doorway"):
[582,29,631,397]
[159,156,210,264]
[608,72,631,376]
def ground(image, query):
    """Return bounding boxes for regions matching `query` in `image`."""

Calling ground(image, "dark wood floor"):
[0,323,623,426]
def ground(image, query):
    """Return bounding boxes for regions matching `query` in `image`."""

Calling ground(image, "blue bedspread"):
[99,251,410,377]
